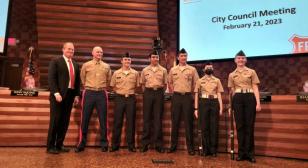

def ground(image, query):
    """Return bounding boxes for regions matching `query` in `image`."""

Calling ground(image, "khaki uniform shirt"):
[80,60,111,89]
[168,64,199,93]
[194,75,224,95]
[110,68,140,95]
[228,66,260,89]
[140,64,168,88]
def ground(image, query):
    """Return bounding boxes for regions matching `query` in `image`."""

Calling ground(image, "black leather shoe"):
[155,147,165,153]
[247,157,256,163]
[167,146,177,153]
[74,147,84,153]
[57,146,70,153]
[128,146,136,152]
[188,150,195,156]
[140,145,148,153]
[109,146,119,152]
[101,147,108,152]
[47,148,59,154]
[236,156,246,161]
[201,152,210,156]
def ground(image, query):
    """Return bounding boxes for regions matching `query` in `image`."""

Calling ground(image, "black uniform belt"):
[116,93,135,98]
[174,92,191,96]
[85,87,106,91]
[145,87,163,91]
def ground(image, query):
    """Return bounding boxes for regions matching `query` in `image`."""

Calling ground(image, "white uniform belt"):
[235,88,253,93]
[200,94,218,99]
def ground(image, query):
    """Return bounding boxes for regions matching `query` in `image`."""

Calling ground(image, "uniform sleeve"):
[140,69,145,85]
[217,79,224,93]
[227,73,234,88]
[163,69,168,85]
[251,70,260,84]
[110,72,116,87]
[192,68,199,88]
[194,80,200,93]
[136,71,140,87]
[168,68,174,85]
[107,67,112,86]
[80,63,86,86]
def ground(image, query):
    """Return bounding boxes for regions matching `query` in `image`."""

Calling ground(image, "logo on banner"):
[289,35,308,53]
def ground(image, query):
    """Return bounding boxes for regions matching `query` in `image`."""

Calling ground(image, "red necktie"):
[68,59,75,89]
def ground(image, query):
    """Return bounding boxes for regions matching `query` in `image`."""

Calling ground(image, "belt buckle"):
[242,89,248,93]
[125,94,129,98]
[181,92,185,96]
[153,87,157,91]
[201,93,207,98]
[209,95,214,99]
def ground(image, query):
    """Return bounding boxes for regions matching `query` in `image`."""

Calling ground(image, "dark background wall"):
[0,0,38,89]
[2,0,308,94]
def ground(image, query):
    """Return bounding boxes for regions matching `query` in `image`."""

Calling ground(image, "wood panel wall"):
[36,0,158,87]
[1,90,307,159]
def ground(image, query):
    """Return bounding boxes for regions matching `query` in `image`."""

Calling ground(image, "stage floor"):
[0,147,307,168]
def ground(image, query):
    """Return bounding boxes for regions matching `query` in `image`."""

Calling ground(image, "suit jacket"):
[48,56,80,98]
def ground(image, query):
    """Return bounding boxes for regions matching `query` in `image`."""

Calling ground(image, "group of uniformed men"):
[47,42,261,163]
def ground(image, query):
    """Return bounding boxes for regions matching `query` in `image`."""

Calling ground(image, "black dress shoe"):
[155,147,165,153]
[140,145,148,153]
[57,146,70,153]
[167,146,177,153]
[74,147,84,153]
[47,148,59,154]
[188,150,195,156]
[101,147,108,152]
[128,146,136,152]
[247,157,256,163]
[201,152,210,156]
[109,146,119,152]
[236,156,246,161]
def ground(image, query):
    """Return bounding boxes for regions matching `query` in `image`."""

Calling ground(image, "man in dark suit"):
[47,42,80,154]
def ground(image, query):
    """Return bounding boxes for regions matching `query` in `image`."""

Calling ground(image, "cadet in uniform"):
[110,53,140,152]
[140,51,168,153]
[75,46,111,153]
[228,50,261,163]
[167,48,199,155]
[194,62,224,157]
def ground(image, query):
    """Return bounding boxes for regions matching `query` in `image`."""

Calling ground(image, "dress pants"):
[141,88,164,148]
[111,94,136,148]
[170,93,194,151]
[47,89,75,150]
[232,93,256,158]
[199,98,219,154]
[77,90,108,149]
